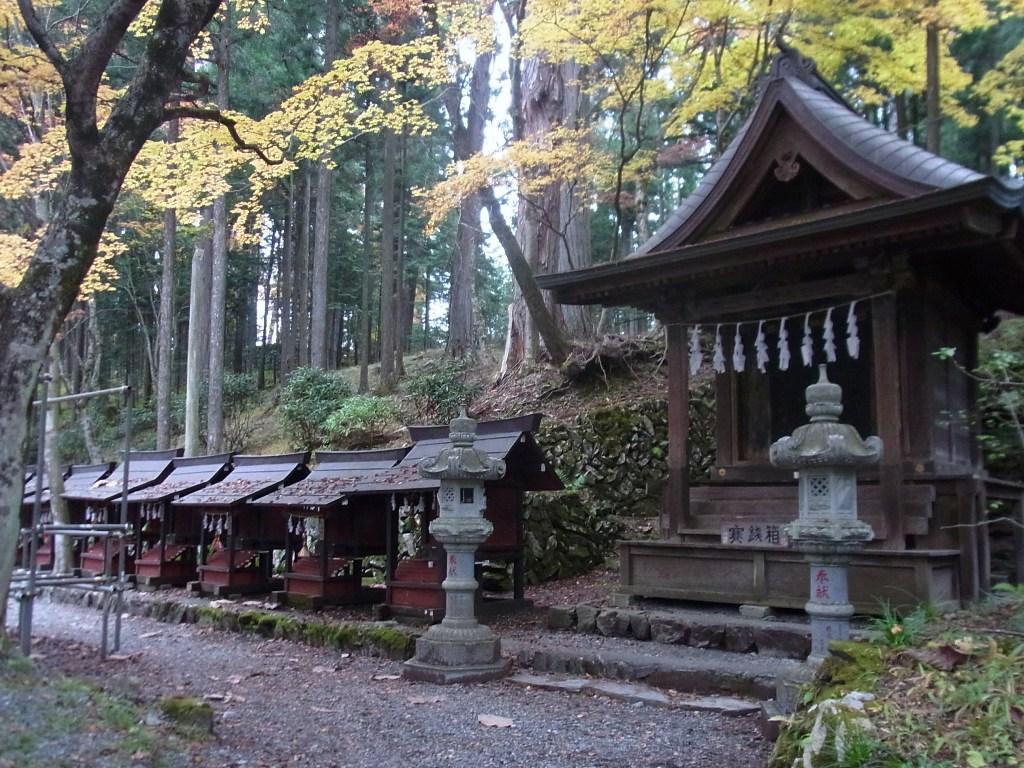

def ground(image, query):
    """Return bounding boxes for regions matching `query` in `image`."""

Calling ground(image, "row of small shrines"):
[18,414,561,619]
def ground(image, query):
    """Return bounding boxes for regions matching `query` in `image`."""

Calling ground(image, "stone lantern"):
[403,409,511,684]
[770,365,882,663]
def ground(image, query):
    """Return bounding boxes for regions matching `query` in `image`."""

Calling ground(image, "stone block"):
[649,617,690,645]
[754,625,811,660]
[546,605,576,630]
[724,625,758,653]
[575,603,600,633]
[629,613,651,641]
[688,623,725,649]
[739,604,773,619]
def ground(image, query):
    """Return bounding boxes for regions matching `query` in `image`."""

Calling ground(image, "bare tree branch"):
[164,105,282,164]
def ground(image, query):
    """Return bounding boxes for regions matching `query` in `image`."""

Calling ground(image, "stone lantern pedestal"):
[403,410,512,684]
[770,366,882,664]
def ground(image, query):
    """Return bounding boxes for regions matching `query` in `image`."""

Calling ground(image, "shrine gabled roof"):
[24,462,113,506]
[62,449,180,504]
[537,48,1024,318]
[254,447,411,509]
[172,452,310,507]
[125,453,234,504]
[251,414,562,512]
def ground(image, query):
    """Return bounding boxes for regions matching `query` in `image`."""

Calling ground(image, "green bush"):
[324,395,400,449]
[221,373,262,452]
[404,359,480,423]
[279,366,353,450]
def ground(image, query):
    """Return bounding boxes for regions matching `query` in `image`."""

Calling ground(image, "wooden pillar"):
[664,324,690,537]
[871,296,905,550]
[957,479,981,602]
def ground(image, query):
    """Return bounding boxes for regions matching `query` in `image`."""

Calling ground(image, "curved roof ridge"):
[631,50,984,259]
[789,79,983,189]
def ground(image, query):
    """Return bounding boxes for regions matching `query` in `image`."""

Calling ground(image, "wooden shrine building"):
[254,447,409,606]
[126,453,233,587]
[174,453,309,596]
[537,48,1024,611]
[63,449,181,575]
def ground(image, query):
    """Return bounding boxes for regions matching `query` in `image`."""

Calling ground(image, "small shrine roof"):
[255,448,411,509]
[253,414,561,512]
[24,462,112,506]
[173,452,309,507]
[125,453,233,504]
[62,449,180,504]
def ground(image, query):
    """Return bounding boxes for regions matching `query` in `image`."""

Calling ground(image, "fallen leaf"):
[226,675,243,685]
[204,693,226,701]
[130,750,152,762]
[140,631,162,639]
[478,714,514,728]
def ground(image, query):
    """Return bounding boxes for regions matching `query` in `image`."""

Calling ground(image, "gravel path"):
[6,596,771,768]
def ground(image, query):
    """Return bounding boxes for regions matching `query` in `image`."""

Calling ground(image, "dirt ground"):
[3,567,774,768]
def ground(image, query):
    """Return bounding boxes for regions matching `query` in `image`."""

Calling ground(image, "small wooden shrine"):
[126,453,233,587]
[21,462,113,568]
[255,448,409,606]
[384,413,562,620]
[174,453,309,596]
[64,449,181,575]
[537,47,1024,611]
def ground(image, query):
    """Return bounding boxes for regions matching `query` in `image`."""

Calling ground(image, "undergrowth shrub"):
[324,395,400,449]
[404,359,480,423]
[279,366,352,450]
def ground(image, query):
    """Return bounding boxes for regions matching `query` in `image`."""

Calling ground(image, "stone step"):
[545,602,815,660]
[504,633,806,702]
[508,672,762,715]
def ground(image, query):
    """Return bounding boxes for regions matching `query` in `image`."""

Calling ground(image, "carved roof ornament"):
[761,38,852,108]
[773,150,801,182]
[770,365,883,469]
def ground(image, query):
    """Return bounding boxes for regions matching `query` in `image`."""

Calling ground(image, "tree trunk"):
[441,3,494,361]
[295,169,312,367]
[310,4,340,370]
[481,185,570,366]
[0,0,222,634]
[206,22,232,454]
[156,175,177,450]
[925,22,941,153]
[185,210,213,457]
[279,178,296,379]
[77,300,104,462]
[379,130,399,392]
[359,145,374,393]
[504,55,593,371]
[44,355,74,573]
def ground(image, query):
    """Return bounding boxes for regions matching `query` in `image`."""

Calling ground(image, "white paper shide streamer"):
[823,307,837,363]
[732,324,746,372]
[688,326,703,377]
[801,313,814,366]
[778,317,791,370]
[846,301,860,359]
[713,325,726,373]
[755,320,769,372]
[684,298,871,374]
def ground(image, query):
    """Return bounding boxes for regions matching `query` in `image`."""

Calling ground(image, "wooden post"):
[665,324,690,537]
[871,295,906,550]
